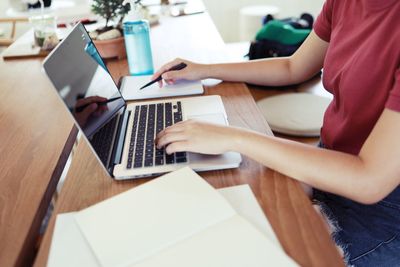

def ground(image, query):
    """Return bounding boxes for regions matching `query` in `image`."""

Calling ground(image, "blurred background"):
[204,0,324,42]
[0,0,324,49]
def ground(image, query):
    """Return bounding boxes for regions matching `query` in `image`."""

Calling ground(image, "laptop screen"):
[43,23,126,138]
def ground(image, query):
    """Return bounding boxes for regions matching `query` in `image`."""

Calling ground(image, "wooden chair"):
[0,17,28,46]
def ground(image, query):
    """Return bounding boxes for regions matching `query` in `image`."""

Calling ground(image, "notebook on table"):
[47,167,297,267]
[119,75,204,100]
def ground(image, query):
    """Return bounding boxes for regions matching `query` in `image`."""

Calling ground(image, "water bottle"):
[123,20,154,76]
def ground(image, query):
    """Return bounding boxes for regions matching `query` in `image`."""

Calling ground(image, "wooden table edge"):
[15,125,78,267]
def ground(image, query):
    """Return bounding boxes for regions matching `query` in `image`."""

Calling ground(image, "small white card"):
[120,75,204,100]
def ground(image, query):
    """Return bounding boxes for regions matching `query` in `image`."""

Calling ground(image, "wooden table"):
[0,11,343,267]
[0,35,78,267]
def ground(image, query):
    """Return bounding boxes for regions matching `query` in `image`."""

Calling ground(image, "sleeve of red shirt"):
[385,68,400,112]
[314,0,334,42]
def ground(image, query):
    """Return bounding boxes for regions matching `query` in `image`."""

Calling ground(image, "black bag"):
[248,40,302,59]
[248,13,314,60]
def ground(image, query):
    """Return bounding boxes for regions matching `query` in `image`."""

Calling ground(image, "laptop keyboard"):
[91,115,119,166]
[126,101,187,169]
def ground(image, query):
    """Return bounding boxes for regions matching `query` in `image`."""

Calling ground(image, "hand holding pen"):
[140,62,187,90]
[148,58,208,88]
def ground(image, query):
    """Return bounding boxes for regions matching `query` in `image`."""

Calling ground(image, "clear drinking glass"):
[29,14,57,48]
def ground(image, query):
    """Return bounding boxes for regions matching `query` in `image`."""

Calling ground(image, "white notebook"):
[47,168,297,267]
[120,75,204,100]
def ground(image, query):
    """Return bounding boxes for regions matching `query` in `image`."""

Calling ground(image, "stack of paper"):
[47,167,297,267]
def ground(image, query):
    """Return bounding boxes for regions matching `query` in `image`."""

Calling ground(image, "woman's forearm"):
[204,58,296,86]
[157,31,327,87]
[203,31,329,87]
[229,128,380,204]
[156,111,399,204]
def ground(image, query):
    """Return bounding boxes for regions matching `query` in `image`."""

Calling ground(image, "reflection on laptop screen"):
[43,23,125,137]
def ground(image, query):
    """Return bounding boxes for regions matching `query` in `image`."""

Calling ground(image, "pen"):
[139,62,187,90]
[75,97,121,112]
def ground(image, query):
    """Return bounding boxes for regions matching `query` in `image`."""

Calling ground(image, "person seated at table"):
[154,0,400,266]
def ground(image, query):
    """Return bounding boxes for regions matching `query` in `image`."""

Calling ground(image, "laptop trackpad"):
[186,113,241,169]
[187,113,227,125]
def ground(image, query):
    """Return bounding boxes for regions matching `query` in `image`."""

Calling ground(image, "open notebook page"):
[48,184,296,267]
[218,185,281,247]
[73,168,297,267]
[74,167,236,267]
[134,215,295,267]
[120,75,204,100]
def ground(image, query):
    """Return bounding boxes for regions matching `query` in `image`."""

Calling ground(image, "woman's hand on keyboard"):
[152,58,209,87]
[155,119,243,155]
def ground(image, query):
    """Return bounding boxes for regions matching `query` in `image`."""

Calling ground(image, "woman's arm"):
[156,108,400,205]
[153,31,329,87]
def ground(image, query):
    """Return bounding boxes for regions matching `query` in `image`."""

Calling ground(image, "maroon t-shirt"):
[314,0,400,155]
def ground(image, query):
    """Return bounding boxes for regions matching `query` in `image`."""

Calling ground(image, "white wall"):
[0,0,91,40]
[0,1,30,42]
[0,1,9,16]
[203,0,325,42]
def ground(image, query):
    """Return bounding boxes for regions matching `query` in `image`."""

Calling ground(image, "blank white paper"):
[120,76,204,100]
[48,180,296,267]
[74,167,236,267]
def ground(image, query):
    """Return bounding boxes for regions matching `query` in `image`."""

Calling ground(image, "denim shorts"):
[313,142,400,267]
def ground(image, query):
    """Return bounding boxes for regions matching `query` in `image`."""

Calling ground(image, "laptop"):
[43,23,241,180]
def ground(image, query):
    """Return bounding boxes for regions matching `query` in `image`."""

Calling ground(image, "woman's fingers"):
[153,58,206,87]
[156,131,187,149]
[158,121,187,134]
[152,58,183,80]
[164,79,176,85]
[165,141,190,154]
[156,121,191,147]
[162,70,183,81]
[155,119,234,155]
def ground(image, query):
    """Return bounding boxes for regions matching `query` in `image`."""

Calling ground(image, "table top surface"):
[0,31,76,267]
[0,9,343,267]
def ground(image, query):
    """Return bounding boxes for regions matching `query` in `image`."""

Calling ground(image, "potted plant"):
[90,0,134,59]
